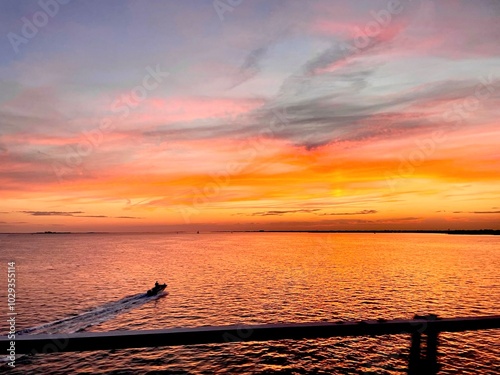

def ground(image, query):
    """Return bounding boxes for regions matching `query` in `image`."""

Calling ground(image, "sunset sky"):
[0,0,499,232]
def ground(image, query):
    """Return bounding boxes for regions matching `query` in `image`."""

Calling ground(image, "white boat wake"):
[16,292,166,335]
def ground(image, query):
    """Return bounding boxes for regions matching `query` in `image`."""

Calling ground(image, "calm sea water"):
[0,232,499,374]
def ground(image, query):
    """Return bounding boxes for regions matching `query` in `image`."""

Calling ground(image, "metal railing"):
[2,314,499,374]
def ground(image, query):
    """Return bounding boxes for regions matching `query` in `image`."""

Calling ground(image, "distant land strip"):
[220,229,500,235]
[0,229,497,235]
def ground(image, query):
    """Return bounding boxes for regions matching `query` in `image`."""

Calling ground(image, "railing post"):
[408,331,422,375]
[424,329,439,375]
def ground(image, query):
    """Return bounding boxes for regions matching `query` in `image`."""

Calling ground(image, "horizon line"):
[1,229,499,235]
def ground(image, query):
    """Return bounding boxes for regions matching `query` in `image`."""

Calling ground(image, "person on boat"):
[155,281,159,288]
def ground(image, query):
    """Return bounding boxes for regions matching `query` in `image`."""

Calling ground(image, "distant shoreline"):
[220,229,500,235]
[0,229,498,235]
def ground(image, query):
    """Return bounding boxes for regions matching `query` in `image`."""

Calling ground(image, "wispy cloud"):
[230,46,269,89]
[20,211,84,216]
[318,210,378,216]
[18,211,142,219]
[250,209,321,216]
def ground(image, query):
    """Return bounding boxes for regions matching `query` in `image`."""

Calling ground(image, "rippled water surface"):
[1,232,499,374]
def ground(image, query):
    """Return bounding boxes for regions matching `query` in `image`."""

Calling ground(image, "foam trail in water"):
[17,292,166,335]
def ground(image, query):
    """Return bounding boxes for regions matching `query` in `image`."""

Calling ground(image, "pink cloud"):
[109,96,264,129]
[0,86,65,123]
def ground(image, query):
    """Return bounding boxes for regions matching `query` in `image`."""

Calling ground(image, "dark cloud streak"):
[18,211,142,219]
[319,209,377,216]
[250,209,321,216]
[20,211,84,216]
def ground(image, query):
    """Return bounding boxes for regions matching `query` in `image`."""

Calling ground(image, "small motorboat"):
[146,282,167,296]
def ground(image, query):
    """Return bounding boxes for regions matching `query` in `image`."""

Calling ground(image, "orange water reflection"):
[0,232,498,374]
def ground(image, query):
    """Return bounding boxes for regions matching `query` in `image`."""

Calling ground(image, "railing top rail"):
[3,315,499,354]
